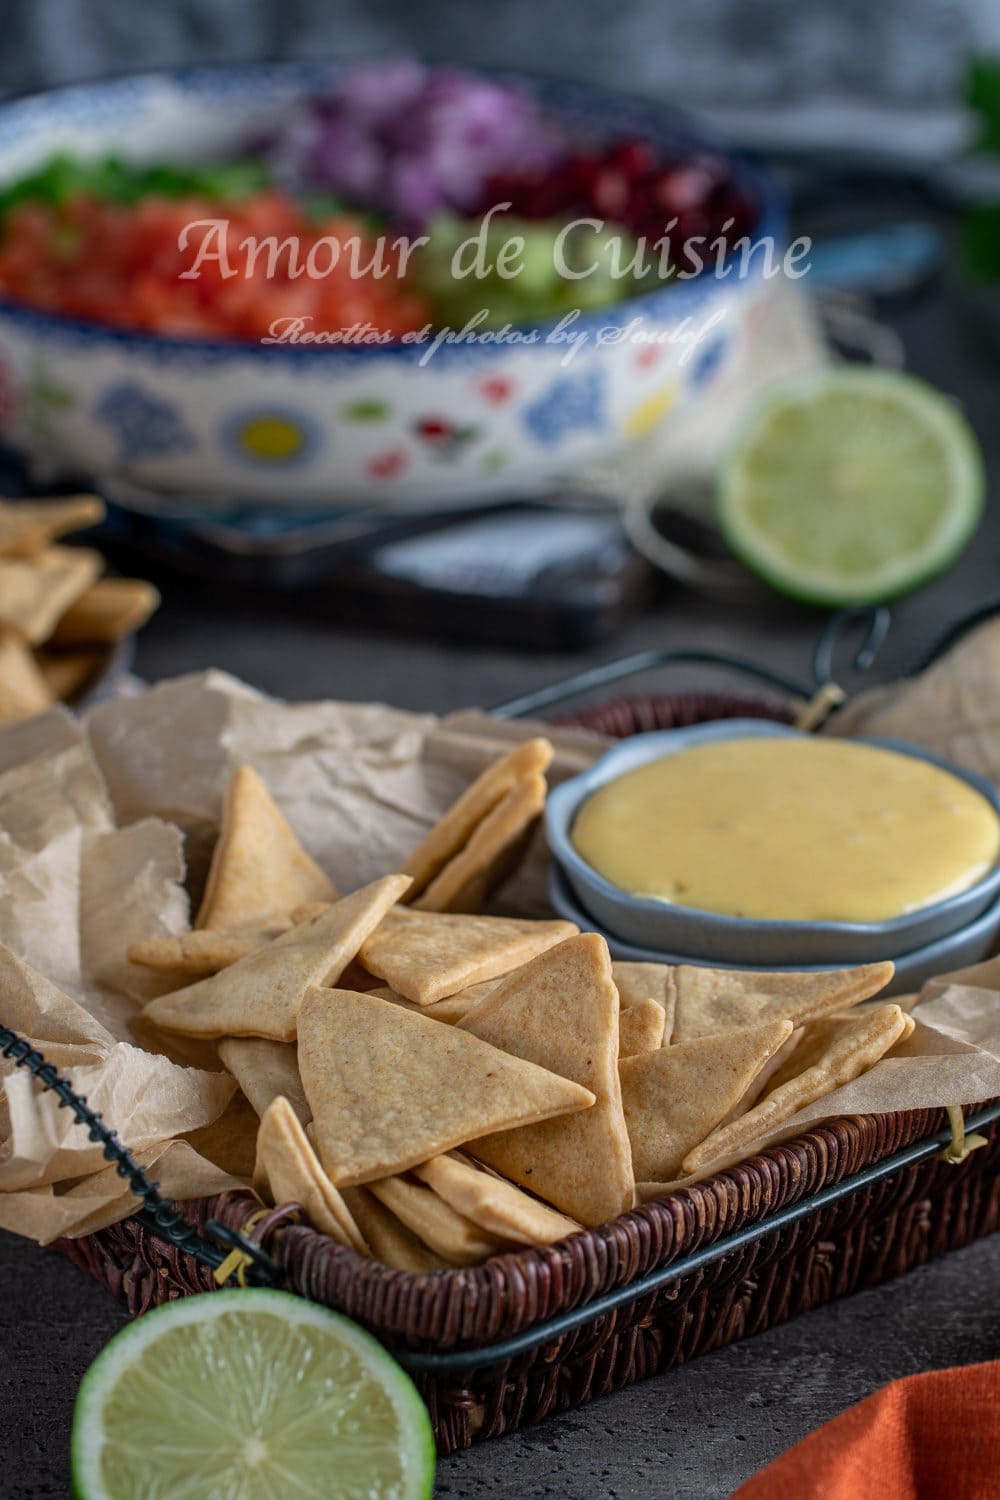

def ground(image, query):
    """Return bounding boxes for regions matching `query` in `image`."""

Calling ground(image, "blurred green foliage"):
[963,57,1000,281]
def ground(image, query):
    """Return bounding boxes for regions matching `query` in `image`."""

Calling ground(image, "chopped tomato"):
[0,192,430,340]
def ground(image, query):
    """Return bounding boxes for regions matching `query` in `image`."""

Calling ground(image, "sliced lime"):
[717,367,985,605]
[70,1289,435,1500]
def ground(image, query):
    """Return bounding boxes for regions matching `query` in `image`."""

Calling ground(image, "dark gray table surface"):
[3,1229,998,1500]
[4,269,1000,1497]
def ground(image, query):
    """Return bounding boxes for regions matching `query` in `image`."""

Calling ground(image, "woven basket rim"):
[552,687,795,727]
[209,1104,957,1350]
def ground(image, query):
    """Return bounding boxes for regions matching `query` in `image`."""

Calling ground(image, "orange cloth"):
[733,1362,1000,1500]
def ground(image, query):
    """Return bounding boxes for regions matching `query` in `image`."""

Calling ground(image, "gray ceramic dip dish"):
[545,719,1000,967]
[547,862,1000,998]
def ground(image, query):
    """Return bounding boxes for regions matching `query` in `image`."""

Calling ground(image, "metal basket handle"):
[0,1025,278,1285]
[912,595,1000,672]
[492,589,1000,727]
[491,606,891,724]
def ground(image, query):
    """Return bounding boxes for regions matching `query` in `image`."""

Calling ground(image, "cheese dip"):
[571,737,1000,923]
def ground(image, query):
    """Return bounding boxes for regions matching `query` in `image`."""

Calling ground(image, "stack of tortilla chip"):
[129,764,338,985]
[398,737,552,913]
[0,495,159,720]
[135,755,910,1271]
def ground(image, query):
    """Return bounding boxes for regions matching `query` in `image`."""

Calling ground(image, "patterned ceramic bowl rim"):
[0,62,786,366]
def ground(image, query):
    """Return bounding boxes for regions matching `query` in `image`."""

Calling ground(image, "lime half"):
[71,1289,436,1500]
[717,368,985,605]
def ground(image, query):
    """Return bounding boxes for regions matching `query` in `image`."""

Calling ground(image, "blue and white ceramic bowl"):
[0,64,783,507]
[545,720,1000,967]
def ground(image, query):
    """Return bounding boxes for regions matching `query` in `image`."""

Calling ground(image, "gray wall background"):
[1,0,999,113]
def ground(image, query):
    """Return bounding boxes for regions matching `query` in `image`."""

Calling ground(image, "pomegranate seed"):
[590,166,630,217]
[471,134,757,263]
[609,138,658,177]
[652,165,717,215]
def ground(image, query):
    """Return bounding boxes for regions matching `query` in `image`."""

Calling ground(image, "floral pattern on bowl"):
[0,64,784,506]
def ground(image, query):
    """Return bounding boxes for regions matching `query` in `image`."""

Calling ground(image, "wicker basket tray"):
[53,691,1000,1454]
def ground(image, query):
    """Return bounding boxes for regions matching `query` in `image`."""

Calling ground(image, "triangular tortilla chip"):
[670,961,894,1042]
[369,976,505,1026]
[461,933,635,1226]
[359,907,576,1005]
[612,961,677,1044]
[763,1010,914,1096]
[620,1018,794,1182]
[338,959,382,991]
[51,577,160,645]
[714,1026,805,1129]
[289,901,333,925]
[143,875,410,1041]
[297,987,594,1186]
[0,546,102,643]
[450,975,508,1007]
[0,495,104,557]
[183,1091,259,1180]
[284,944,378,992]
[128,929,267,979]
[218,1037,311,1125]
[413,772,547,914]
[0,634,53,724]
[197,764,338,934]
[682,1003,910,1176]
[417,989,491,1024]
[401,737,553,900]
[255,1096,366,1253]
[34,647,106,705]
[341,1187,447,1273]
[619,997,666,1058]
[414,1154,580,1245]
[368,1175,504,1264]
